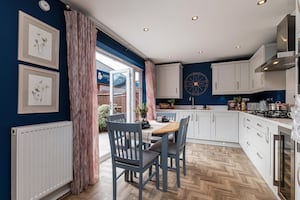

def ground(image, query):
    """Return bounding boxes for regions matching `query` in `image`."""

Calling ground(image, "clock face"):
[184,72,209,96]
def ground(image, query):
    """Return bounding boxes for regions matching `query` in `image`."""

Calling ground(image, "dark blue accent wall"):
[157,62,285,105]
[0,0,69,199]
[96,31,146,102]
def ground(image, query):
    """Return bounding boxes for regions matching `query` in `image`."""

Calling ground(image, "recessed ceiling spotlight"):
[143,28,150,32]
[192,16,199,21]
[273,60,279,65]
[263,67,268,71]
[198,50,204,54]
[257,0,267,5]
[235,45,241,49]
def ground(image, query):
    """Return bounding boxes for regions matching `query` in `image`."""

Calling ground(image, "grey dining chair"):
[150,115,190,188]
[107,113,126,123]
[106,121,160,200]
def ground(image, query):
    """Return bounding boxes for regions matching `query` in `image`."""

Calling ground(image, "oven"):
[274,126,295,200]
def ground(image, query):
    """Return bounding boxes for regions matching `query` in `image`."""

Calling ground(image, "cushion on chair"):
[142,150,160,168]
[149,140,178,155]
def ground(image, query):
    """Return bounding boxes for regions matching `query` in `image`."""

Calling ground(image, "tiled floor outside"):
[99,132,111,163]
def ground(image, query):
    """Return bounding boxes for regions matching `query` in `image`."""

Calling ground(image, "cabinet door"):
[235,62,249,92]
[156,63,182,98]
[212,64,236,94]
[178,111,195,139]
[212,112,238,143]
[239,113,247,150]
[194,112,211,140]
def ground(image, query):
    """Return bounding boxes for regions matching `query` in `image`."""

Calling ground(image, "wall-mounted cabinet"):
[156,63,183,99]
[212,43,286,95]
[212,60,249,95]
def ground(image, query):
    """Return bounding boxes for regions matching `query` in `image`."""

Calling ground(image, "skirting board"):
[186,139,241,148]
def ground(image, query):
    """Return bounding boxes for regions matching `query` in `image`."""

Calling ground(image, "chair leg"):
[155,161,159,189]
[170,157,173,168]
[176,156,180,188]
[139,171,143,200]
[149,166,152,178]
[113,166,117,200]
[183,148,186,176]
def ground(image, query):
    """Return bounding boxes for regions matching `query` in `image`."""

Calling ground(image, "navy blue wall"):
[0,0,69,199]
[157,62,285,105]
[96,31,146,102]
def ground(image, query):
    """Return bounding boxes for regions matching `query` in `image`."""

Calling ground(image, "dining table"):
[142,120,180,192]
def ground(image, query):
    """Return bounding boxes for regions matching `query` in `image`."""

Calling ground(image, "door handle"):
[273,135,280,186]
[256,132,263,138]
[256,152,263,159]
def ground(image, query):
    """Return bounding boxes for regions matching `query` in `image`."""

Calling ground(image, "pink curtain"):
[64,10,99,194]
[145,60,156,120]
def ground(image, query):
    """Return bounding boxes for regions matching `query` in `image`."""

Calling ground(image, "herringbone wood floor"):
[63,143,277,200]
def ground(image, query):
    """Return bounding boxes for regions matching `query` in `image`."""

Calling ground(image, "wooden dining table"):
[142,120,180,192]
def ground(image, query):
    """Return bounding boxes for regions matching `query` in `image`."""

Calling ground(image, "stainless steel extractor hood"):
[255,15,295,72]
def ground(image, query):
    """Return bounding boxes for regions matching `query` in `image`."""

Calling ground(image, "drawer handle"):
[257,123,262,127]
[256,152,263,159]
[257,132,263,138]
[246,141,250,146]
[298,165,300,186]
[247,126,250,130]
[246,119,250,122]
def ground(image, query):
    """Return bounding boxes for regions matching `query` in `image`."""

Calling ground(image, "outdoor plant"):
[98,104,110,132]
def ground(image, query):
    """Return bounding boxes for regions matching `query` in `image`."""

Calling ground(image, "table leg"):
[161,134,168,192]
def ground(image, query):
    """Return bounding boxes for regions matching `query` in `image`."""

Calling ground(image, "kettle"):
[259,100,268,111]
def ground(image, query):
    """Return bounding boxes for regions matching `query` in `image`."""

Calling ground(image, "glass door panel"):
[110,68,135,122]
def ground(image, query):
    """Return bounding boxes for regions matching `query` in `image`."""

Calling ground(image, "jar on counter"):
[241,100,246,111]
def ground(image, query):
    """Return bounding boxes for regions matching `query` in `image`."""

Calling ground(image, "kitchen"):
[62,0,298,199]
[4,0,300,200]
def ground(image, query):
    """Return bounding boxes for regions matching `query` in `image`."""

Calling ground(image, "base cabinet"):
[175,110,238,143]
[239,113,280,198]
[211,112,239,143]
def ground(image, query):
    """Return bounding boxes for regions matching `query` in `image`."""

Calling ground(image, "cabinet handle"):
[246,141,250,146]
[256,152,263,159]
[265,129,269,144]
[273,135,281,186]
[176,88,178,94]
[256,132,263,138]
[297,165,300,186]
[246,118,250,122]
[212,114,215,123]
[237,81,239,90]
[257,123,262,128]
[246,126,250,130]
[215,82,217,90]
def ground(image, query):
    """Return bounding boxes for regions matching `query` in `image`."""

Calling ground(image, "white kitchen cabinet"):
[194,112,211,140]
[156,63,183,99]
[212,63,236,94]
[235,61,250,92]
[211,112,239,143]
[212,61,249,95]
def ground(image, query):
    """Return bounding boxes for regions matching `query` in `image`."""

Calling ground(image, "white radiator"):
[11,121,73,200]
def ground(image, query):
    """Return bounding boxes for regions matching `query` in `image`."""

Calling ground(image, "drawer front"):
[246,125,268,154]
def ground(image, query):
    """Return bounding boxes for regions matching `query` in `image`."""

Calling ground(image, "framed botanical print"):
[18,64,59,114]
[18,11,60,69]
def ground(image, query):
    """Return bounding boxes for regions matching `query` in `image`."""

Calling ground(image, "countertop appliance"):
[255,15,295,72]
[274,126,295,200]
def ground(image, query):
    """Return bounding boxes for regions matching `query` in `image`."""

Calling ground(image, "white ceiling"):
[60,0,295,64]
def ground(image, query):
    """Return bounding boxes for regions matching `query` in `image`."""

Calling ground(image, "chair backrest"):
[176,116,190,152]
[107,113,126,123]
[106,121,143,166]
[156,112,176,121]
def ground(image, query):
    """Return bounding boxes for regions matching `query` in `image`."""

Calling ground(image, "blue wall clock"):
[184,72,209,96]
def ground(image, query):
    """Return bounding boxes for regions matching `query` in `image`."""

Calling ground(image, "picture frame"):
[18,64,59,114]
[18,11,60,70]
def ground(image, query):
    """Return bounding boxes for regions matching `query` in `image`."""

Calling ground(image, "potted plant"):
[168,99,175,109]
[135,103,148,120]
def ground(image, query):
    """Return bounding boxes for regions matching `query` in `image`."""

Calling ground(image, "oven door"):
[278,126,295,200]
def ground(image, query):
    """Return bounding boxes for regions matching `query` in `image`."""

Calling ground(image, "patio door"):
[109,68,135,122]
